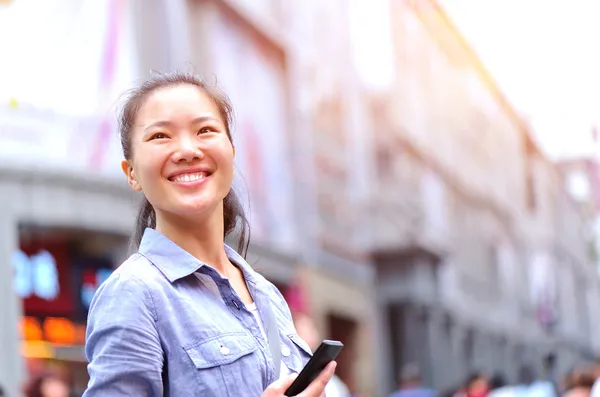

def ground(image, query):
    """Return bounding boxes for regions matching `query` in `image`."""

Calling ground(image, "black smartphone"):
[284,340,344,396]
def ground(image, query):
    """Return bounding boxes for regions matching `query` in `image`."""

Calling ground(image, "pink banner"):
[89,0,121,171]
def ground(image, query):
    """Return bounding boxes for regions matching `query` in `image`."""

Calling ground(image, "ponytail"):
[132,197,156,249]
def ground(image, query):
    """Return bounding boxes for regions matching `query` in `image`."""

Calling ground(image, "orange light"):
[20,316,86,346]
[74,324,87,345]
[44,317,76,345]
[21,341,55,359]
[21,317,43,341]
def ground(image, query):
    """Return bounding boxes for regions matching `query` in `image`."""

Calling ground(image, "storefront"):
[0,166,136,395]
[16,225,130,393]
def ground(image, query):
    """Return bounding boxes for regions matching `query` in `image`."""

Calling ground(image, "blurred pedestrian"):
[487,373,510,397]
[0,384,5,397]
[463,372,489,397]
[388,364,437,397]
[24,372,70,397]
[565,366,595,397]
[589,358,600,397]
[565,374,595,397]
[514,365,555,397]
[83,72,336,397]
[542,353,560,397]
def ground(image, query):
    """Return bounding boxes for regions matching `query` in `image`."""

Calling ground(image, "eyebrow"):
[143,116,221,132]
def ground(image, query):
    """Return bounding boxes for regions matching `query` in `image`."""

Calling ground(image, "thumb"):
[264,373,299,395]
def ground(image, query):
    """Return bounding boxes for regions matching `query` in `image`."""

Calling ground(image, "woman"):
[83,72,336,397]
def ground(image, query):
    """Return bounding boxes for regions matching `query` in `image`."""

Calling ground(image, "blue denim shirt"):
[84,228,312,397]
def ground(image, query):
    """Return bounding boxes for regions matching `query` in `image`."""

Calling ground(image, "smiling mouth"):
[168,171,211,183]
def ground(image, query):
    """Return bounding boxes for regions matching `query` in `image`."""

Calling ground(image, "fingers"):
[298,361,337,397]
[263,373,299,397]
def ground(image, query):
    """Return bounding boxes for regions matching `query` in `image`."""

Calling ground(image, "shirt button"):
[220,345,230,355]
[281,346,291,357]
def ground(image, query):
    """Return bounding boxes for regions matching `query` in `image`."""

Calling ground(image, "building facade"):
[0,106,138,396]
[0,2,144,395]
[368,0,600,395]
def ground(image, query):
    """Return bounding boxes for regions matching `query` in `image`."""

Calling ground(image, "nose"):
[172,136,204,163]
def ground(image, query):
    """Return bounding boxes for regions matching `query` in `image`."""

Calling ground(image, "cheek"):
[133,155,164,187]
[214,142,235,178]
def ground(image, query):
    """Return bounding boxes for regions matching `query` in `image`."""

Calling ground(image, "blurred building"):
[0,1,141,395]
[366,0,600,395]
[0,106,136,394]
[2,1,599,397]
[557,155,600,354]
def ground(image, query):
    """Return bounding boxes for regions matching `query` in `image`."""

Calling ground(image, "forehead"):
[136,84,223,124]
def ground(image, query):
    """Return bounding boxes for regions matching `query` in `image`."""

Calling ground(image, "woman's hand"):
[262,361,336,397]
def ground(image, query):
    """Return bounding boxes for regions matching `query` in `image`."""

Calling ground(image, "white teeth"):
[173,172,206,183]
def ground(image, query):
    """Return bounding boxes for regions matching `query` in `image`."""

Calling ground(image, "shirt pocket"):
[184,332,263,397]
[281,333,313,374]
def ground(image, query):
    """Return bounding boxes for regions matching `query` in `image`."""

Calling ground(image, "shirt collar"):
[138,228,257,284]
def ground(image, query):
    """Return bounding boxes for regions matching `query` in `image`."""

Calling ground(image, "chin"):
[174,197,221,217]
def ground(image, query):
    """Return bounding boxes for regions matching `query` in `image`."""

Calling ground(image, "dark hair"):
[465,372,486,389]
[119,71,250,257]
[564,366,596,391]
[489,373,507,390]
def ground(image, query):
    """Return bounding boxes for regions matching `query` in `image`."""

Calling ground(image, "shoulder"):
[253,272,291,314]
[100,252,168,292]
[88,253,165,319]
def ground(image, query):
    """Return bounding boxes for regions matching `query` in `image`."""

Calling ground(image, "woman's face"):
[467,377,489,397]
[122,84,235,223]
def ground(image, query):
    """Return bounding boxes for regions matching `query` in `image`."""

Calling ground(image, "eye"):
[198,127,217,135]
[150,132,168,140]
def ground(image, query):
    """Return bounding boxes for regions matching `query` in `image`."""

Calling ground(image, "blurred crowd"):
[388,359,600,397]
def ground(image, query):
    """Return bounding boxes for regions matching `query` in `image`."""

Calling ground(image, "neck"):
[155,203,232,276]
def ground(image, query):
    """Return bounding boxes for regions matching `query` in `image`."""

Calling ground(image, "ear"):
[121,160,142,191]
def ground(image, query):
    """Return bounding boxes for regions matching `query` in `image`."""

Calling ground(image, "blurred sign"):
[81,268,113,309]
[13,249,60,301]
[0,105,124,181]
[21,341,55,360]
[20,316,86,346]
[16,238,74,317]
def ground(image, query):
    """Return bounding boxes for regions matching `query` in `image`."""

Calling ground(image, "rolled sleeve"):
[83,272,164,397]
